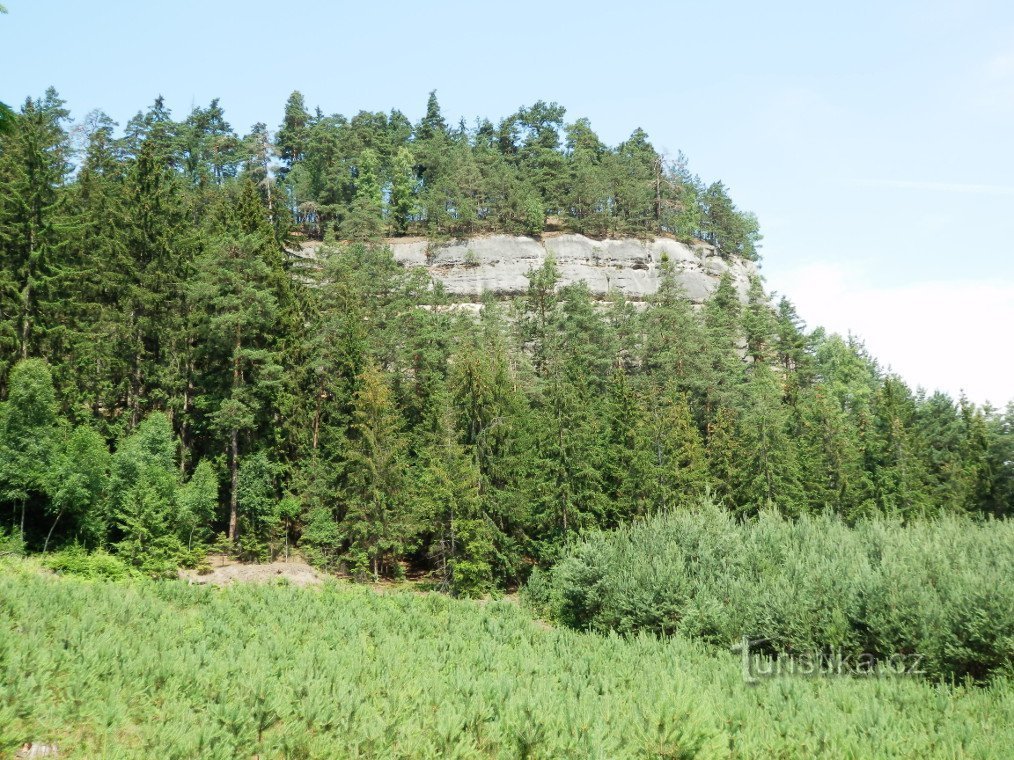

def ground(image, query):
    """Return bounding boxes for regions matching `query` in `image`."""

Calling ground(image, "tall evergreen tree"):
[341,362,413,580]
[188,227,282,541]
[0,90,71,364]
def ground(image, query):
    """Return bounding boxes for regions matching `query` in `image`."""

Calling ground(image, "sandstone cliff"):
[300,233,759,304]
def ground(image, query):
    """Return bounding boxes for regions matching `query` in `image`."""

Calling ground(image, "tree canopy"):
[0,89,1009,591]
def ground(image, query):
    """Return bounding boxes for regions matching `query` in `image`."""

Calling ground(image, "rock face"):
[302,233,759,303]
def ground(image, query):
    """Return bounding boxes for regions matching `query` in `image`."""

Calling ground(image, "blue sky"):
[3,0,1012,405]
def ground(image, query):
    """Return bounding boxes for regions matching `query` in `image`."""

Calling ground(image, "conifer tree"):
[865,376,933,517]
[734,364,805,515]
[706,406,741,512]
[188,229,282,541]
[389,145,417,234]
[277,91,311,173]
[341,362,413,580]
[640,261,711,410]
[603,368,653,522]
[702,272,746,413]
[340,148,384,239]
[519,256,560,376]
[417,90,448,141]
[645,386,710,511]
[0,90,71,363]
[794,386,871,518]
[742,276,777,365]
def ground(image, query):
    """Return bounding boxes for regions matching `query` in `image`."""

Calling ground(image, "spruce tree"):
[188,227,282,541]
[341,362,413,580]
[645,386,710,511]
[0,90,71,363]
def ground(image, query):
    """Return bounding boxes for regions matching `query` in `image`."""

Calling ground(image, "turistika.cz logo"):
[731,636,927,684]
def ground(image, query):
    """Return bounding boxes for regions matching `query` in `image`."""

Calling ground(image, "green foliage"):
[530,505,1014,681]
[0,527,24,557]
[109,413,216,576]
[0,88,1011,596]
[45,425,110,550]
[0,359,59,546]
[176,460,218,551]
[1,565,1012,758]
[43,545,137,581]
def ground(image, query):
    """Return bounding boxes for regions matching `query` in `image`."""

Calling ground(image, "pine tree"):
[706,406,741,512]
[561,118,611,235]
[413,391,487,595]
[417,90,448,141]
[60,111,133,428]
[640,260,711,410]
[603,368,653,522]
[109,412,184,574]
[340,148,384,240]
[742,276,777,365]
[277,91,311,174]
[702,272,746,412]
[794,385,871,519]
[451,321,536,583]
[519,256,559,376]
[865,376,933,517]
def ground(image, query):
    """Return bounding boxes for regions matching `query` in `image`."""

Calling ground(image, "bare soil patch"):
[179,555,324,587]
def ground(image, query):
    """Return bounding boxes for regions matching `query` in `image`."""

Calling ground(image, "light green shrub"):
[527,506,1014,681]
[43,545,138,581]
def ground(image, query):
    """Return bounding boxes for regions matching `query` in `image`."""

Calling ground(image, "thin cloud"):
[854,179,1014,195]
[766,262,1014,407]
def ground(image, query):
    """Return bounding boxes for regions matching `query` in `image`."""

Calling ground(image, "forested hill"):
[0,89,1011,594]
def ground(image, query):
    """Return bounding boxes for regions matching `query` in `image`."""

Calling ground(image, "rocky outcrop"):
[300,233,759,304]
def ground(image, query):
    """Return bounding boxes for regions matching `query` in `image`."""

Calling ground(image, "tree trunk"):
[43,509,63,554]
[228,328,243,542]
[20,497,27,545]
[312,378,323,451]
[228,427,239,541]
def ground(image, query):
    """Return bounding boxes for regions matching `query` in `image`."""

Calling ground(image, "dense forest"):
[1,89,1011,594]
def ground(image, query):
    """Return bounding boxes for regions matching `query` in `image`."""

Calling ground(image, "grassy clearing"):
[1,560,1011,758]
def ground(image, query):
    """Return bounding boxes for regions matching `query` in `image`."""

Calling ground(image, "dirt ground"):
[179,554,324,587]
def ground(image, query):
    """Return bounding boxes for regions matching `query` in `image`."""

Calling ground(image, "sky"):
[2,0,1012,406]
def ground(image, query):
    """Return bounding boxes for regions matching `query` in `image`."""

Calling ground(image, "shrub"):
[43,545,138,581]
[0,528,25,558]
[525,505,1014,681]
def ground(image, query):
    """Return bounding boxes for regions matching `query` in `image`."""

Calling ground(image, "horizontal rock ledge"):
[299,233,759,304]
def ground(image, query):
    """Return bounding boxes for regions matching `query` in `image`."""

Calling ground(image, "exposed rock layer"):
[301,234,759,303]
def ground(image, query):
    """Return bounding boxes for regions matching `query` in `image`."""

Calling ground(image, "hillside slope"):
[2,564,1011,758]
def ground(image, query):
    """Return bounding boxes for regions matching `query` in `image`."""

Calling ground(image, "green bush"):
[43,545,138,581]
[525,504,1014,681]
[0,528,25,558]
